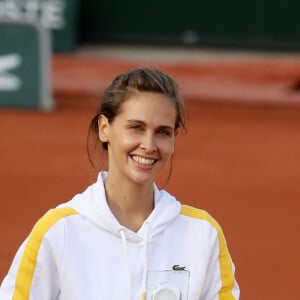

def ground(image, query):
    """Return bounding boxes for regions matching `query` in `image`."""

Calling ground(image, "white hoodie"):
[0,172,239,300]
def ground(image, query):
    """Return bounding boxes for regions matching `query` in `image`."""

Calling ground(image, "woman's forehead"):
[120,91,175,110]
[117,92,177,124]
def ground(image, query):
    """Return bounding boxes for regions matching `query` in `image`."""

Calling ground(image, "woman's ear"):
[98,115,110,143]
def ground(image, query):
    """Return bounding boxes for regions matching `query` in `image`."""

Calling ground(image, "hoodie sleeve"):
[180,205,240,300]
[201,221,240,300]
[0,207,78,300]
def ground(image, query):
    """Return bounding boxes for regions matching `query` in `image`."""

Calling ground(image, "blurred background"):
[1,1,300,299]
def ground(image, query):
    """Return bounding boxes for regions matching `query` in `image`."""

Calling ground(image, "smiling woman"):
[0,68,240,300]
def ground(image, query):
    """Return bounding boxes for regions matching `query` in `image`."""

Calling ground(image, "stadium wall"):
[78,0,300,51]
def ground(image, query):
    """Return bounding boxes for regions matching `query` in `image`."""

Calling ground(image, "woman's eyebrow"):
[157,125,175,131]
[126,119,145,125]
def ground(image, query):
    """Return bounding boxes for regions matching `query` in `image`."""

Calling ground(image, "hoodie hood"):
[60,172,181,242]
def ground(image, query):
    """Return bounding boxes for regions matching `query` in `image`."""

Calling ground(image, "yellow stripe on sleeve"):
[12,206,78,300]
[180,205,236,300]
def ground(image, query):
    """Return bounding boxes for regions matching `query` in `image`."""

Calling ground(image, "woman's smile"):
[131,155,156,166]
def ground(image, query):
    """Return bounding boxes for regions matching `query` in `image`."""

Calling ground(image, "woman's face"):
[98,92,177,186]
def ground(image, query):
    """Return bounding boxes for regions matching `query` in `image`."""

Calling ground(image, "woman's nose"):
[140,133,157,152]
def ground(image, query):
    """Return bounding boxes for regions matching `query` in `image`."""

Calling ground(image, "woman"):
[0,68,239,299]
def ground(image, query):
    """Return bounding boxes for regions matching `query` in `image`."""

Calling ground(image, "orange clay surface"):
[1,53,300,299]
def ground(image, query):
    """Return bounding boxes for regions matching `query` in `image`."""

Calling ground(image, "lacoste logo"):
[0,54,22,91]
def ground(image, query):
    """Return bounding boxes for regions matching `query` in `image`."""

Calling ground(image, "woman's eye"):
[130,125,143,131]
[159,129,172,136]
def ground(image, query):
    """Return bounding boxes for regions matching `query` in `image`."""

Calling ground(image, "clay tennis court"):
[1,49,300,299]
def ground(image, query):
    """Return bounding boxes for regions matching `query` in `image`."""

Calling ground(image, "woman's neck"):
[104,176,154,232]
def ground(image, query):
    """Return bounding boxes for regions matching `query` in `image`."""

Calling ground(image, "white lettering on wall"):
[0,54,22,91]
[41,1,65,29]
[0,0,66,30]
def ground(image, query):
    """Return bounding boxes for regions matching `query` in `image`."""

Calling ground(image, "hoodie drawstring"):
[142,221,149,299]
[119,222,150,300]
[120,229,132,300]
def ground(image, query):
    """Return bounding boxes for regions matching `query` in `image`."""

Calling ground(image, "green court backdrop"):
[0,20,52,110]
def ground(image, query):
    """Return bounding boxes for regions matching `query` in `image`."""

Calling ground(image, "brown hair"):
[87,67,186,170]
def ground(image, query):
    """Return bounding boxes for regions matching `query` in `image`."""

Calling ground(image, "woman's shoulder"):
[179,204,223,233]
[180,204,212,220]
[28,207,79,242]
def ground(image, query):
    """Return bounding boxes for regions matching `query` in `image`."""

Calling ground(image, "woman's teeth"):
[132,156,155,165]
